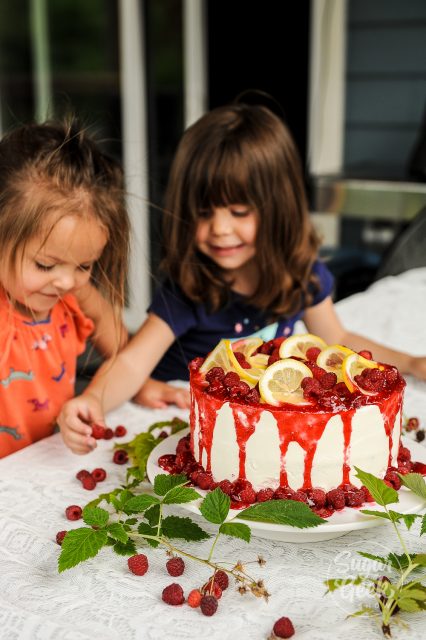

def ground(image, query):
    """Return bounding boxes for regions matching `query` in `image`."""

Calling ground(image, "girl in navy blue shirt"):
[58,103,426,453]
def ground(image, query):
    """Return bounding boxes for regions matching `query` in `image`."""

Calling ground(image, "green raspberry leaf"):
[170,418,189,434]
[154,474,188,496]
[162,515,210,541]
[163,486,201,505]
[397,598,422,612]
[219,522,251,543]
[58,528,108,572]
[112,539,137,556]
[421,514,426,536]
[144,504,161,527]
[238,499,326,528]
[360,509,392,520]
[354,467,398,506]
[84,488,122,509]
[324,576,366,593]
[398,472,426,499]
[200,488,230,524]
[411,554,426,568]
[82,506,109,528]
[106,523,129,544]
[138,522,160,548]
[125,494,160,513]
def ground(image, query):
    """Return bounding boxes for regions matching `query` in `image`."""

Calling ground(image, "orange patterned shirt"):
[0,291,94,457]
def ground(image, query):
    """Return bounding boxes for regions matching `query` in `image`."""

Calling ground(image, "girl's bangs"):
[191,143,256,212]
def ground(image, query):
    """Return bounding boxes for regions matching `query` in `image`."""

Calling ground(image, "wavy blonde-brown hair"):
[162,103,320,318]
[0,119,129,315]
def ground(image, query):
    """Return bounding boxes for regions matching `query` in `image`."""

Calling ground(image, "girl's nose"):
[211,208,232,235]
[53,269,75,291]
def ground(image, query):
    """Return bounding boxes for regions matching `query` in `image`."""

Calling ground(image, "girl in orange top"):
[0,120,130,457]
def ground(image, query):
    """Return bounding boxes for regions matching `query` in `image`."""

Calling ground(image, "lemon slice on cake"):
[200,339,233,373]
[316,344,355,381]
[232,337,269,369]
[259,358,313,406]
[342,353,384,394]
[279,333,327,360]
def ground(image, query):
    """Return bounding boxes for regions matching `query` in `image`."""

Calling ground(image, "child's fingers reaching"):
[133,379,190,409]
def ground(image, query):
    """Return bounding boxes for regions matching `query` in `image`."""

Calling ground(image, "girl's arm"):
[304,296,426,379]
[75,283,128,356]
[58,313,176,453]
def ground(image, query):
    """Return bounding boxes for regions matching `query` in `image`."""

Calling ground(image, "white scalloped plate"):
[146,430,426,542]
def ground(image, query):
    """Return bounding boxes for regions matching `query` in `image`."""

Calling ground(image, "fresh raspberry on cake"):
[128,554,149,576]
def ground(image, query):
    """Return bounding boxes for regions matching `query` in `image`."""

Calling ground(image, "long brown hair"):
[161,103,320,318]
[0,119,129,313]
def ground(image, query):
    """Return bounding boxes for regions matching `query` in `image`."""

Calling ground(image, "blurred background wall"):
[1,0,425,330]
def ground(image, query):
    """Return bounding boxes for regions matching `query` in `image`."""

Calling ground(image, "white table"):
[1,268,426,640]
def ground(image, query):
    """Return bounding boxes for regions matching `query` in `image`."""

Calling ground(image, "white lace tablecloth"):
[1,268,426,640]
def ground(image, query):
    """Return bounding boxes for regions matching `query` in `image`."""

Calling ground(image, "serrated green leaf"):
[162,515,210,541]
[397,598,421,612]
[110,496,123,511]
[219,522,251,542]
[411,554,426,568]
[154,474,188,496]
[354,467,399,506]
[58,528,108,572]
[398,473,426,499]
[112,539,137,556]
[238,499,326,528]
[421,514,426,536]
[144,504,161,527]
[138,522,160,548]
[200,488,230,524]
[82,506,109,528]
[398,513,420,530]
[170,418,189,434]
[84,488,121,509]
[148,420,175,433]
[347,606,376,618]
[125,494,160,513]
[358,551,390,567]
[324,576,366,593]
[163,486,201,505]
[359,509,392,521]
[126,466,144,483]
[124,517,138,525]
[107,523,129,544]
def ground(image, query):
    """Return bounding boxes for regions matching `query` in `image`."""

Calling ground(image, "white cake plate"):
[146,430,426,542]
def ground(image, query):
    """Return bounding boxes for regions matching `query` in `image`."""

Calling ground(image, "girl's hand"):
[58,393,105,454]
[133,378,191,410]
[408,356,426,381]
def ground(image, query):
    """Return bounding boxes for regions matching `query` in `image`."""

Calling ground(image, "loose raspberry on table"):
[128,553,149,576]
[114,425,127,437]
[65,505,82,521]
[213,569,229,591]
[76,469,90,481]
[56,530,67,545]
[406,417,419,431]
[162,583,185,605]
[103,427,114,440]
[202,579,222,599]
[416,429,425,442]
[91,423,106,439]
[91,468,107,482]
[187,589,202,608]
[272,616,295,638]
[200,595,218,616]
[113,449,129,465]
[166,557,185,577]
[82,474,97,490]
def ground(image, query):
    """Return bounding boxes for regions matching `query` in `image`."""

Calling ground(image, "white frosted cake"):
[159,335,411,513]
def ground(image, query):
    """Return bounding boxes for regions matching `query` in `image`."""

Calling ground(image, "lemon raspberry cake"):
[159,334,416,514]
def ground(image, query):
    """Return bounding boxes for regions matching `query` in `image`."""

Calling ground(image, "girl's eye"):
[198,209,212,219]
[231,208,250,217]
[35,262,54,271]
[78,264,93,272]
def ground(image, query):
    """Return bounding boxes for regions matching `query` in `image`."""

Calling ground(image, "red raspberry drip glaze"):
[189,370,404,491]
